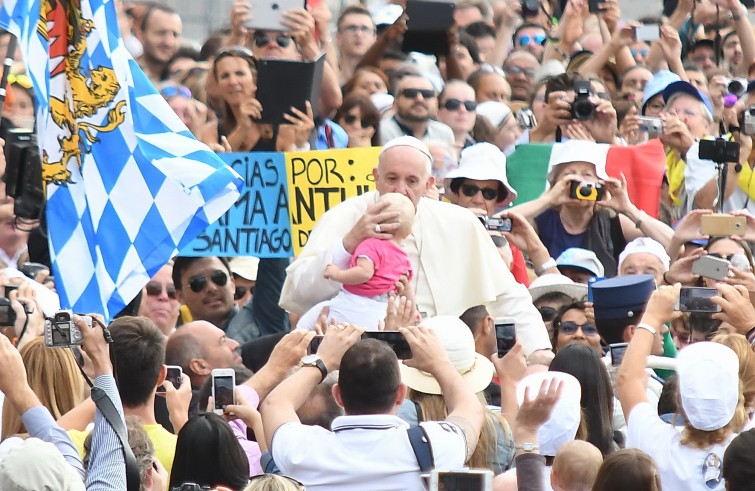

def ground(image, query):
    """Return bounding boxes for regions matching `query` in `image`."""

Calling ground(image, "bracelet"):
[636,322,657,335]
[516,443,539,452]
[320,38,333,45]
[535,257,557,276]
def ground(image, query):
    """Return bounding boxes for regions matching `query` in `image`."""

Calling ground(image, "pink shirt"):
[343,238,413,297]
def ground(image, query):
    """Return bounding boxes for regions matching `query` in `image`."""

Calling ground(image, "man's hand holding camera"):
[76,313,112,376]
[317,323,364,372]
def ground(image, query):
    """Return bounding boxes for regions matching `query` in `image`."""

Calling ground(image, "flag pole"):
[0,33,17,121]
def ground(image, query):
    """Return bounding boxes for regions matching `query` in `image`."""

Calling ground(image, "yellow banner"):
[287,147,381,255]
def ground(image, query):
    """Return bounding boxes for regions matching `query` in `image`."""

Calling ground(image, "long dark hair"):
[549,343,616,456]
[169,413,249,490]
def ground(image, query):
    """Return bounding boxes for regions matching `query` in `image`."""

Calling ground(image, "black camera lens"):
[729,80,746,97]
[572,99,595,120]
[579,184,593,197]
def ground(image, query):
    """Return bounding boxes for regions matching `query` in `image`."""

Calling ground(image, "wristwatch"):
[300,354,328,383]
[516,443,539,452]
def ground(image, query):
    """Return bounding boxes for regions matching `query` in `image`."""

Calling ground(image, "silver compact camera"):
[638,116,662,136]
[744,106,755,136]
[479,216,512,232]
[44,309,92,348]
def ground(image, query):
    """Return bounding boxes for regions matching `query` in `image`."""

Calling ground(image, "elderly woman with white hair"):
[506,140,673,277]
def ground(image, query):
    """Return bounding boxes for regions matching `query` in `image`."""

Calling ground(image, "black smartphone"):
[588,0,605,13]
[495,318,517,357]
[676,287,721,313]
[308,335,324,355]
[362,331,413,359]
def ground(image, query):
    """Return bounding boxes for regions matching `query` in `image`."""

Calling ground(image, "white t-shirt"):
[271,414,467,491]
[626,402,734,491]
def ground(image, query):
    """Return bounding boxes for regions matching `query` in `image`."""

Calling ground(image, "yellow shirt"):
[69,423,177,473]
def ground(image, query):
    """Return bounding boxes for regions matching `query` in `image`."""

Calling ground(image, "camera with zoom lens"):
[569,181,604,201]
[521,0,540,17]
[728,78,748,98]
[570,81,595,121]
[698,138,740,164]
[44,309,92,348]
[479,215,512,232]
[1,123,44,221]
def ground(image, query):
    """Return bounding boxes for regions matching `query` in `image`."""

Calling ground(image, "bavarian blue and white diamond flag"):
[0,0,242,320]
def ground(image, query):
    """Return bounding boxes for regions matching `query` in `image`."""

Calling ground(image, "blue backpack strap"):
[407,425,435,472]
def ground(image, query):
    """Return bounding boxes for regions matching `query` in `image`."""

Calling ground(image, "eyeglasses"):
[443,98,477,111]
[341,24,375,35]
[159,84,192,99]
[400,88,436,99]
[630,48,649,58]
[253,33,293,48]
[667,108,701,118]
[646,101,666,112]
[691,54,715,63]
[187,270,229,293]
[503,65,536,78]
[461,183,498,201]
[8,74,32,89]
[343,114,374,129]
[595,91,610,101]
[517,34,547,47]
[558,321,598,336]
[538,306,557,322]
[145,282,177,300]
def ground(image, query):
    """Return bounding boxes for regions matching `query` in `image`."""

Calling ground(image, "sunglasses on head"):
[517,34,547,47]
[343,114,374,129]
[253,33,293,48]
[538,306,557,322]
[145,282,177,299]
[461,183,498,201]
[187,270,228,293]
[558,321,598,336]
[159,84,192,99]
[443,98,477,111]
[400,88,436,99]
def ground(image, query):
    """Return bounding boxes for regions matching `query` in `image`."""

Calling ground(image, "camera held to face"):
[479,215,512,232]
[569,181,604,201]
[570,80,595,121]
[743,106,755,136]
[44,309,92,348]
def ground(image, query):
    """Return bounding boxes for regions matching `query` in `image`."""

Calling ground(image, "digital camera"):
[479,216,512,232]
[569,181,604,201]
[44,309,92,348]
[571,81,595,121]
[0,297,15,328]
[728,77,748,97]
[743,106,755,136]
[638,116,662,136]
[698,138,740,164]
[516,108,536,129]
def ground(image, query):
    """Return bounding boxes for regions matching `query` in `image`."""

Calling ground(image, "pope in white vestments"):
[279,137,552,356]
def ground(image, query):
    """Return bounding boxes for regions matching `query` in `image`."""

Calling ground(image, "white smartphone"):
[430,469,493,490]
[634,24,660,42]
[245,0,306,31]
[211,368,236,415]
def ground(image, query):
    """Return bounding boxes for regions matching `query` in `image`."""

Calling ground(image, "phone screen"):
[437,472,485,490]
[678,287,721,313]
[308,335,324,355]
[495,322,516,358]
[213,375,235,410]
[362,332,413,359]
[609,343,628,367]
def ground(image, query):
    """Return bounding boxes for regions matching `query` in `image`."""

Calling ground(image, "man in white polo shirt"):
[260,324,483,491]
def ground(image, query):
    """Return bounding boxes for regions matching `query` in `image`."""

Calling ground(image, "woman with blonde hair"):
[2,337,85,439]
[244,474,305,491]
[711,332,755,430]
[398,316,514,472]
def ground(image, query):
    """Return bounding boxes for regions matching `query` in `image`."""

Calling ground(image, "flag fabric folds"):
[0,0,242,319]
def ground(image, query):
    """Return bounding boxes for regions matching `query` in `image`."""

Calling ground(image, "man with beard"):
[379,75,454,145]
[503,50,538,103]
[136,4,182,83]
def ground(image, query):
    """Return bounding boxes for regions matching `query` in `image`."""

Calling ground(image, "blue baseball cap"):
[662,80,714,117]
[592,274,655,321]
[641,70,680,115]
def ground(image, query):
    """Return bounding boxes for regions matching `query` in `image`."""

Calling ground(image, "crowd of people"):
[6,0,755,489]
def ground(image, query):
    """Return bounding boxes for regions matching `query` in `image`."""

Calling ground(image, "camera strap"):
[91,386,141,491]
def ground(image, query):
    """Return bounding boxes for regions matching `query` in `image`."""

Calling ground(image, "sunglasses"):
[254,33,293,48]
[400,88,436,99]
[504,65,536,78]
[461,183,498,201]
[187,270,228,293]
[145,282,177,300]
[630,48,649,58]
[159,84,192,99]
[234,285,252,300]
[558,321,598,336]
[443,98,477,111]
[538,306,557,322]
[517,34,547,47]
[343,114,374,129]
